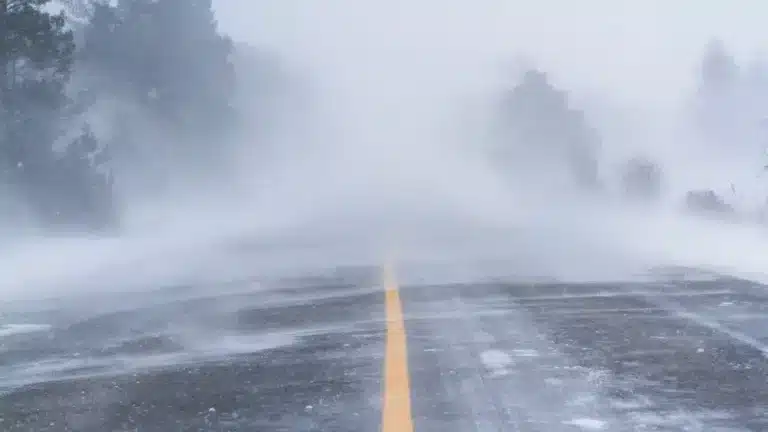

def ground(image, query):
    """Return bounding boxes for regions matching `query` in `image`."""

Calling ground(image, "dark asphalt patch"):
[0,275,385,432]
[505,278,768,430]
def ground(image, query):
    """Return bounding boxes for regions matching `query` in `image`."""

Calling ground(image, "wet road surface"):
[3,266,768,430]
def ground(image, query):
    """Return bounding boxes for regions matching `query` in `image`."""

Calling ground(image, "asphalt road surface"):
[3,264,768,431]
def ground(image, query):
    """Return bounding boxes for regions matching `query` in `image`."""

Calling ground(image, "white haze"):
[5,0,768,304]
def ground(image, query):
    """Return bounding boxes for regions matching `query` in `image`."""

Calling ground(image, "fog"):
[5,0,768,306]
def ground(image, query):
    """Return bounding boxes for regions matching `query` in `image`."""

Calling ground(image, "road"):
[3,262,768,431]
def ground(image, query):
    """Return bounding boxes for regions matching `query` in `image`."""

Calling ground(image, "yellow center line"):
[381,262,414,432]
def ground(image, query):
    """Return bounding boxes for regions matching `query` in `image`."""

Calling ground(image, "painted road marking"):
[382,263,414,432]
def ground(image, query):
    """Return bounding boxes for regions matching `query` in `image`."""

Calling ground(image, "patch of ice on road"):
[0,324,51,337]
[511,348,539,357]
[609,396,652,410]
[544,377,563,386]
[480,349,512,376]
[562,417,607,430]
[585,369,610,386]
[567,393,597,407]
[184,333,294,356]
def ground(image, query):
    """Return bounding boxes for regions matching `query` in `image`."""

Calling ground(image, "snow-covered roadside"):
[579,204,768,285]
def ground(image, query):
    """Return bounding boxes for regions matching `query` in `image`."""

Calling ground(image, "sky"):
[212,0,768,107]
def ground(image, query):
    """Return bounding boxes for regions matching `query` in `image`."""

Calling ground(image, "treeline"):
[493,39,768,218]
[0,0,251,232]
[693,39,768,152]
[494,68,600,192]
